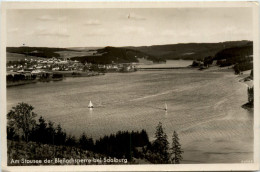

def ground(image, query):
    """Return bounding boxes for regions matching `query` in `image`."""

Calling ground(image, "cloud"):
[34,27,70,37]
[84,28,109,36]
[37,15,67,22]
[122,26,148,35]
[84,19,101,25]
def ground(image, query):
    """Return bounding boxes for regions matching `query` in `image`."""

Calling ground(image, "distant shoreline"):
[137,66,191,70]
[6,71,103,87]
[7,80,38,87]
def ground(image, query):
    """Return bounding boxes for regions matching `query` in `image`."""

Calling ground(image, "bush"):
[234,62,253,74]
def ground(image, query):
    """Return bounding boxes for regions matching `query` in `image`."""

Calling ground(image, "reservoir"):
[7,61,253,163]
[138,59,193,68]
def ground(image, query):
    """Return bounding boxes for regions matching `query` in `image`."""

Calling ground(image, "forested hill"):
[7,40,252,64]
[126,40,252,60]
[212,41,253,72]
[6,47,75,58]
[214,42,253,63]
[7,46,165,64]
[71,46,165,64]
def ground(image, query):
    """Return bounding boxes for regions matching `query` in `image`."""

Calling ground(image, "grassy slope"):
[6,47,76,59]
[7,53,46,62]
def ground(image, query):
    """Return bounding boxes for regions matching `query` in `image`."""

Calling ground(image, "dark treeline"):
[7,114,150,161]
[7,73,63,83]
[6,74,37,82]
[192,42,253,74]
[71,46,165,64]
[214,43,253,64]
[240,70,254,110]
[7,102,183,164]
[234,62,253,75]
[8,115,150,160]
[94,130,150,160]
[214,43,253,73]
[8,114,93,148]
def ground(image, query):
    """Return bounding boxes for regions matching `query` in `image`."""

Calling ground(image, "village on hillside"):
[6,56,137,86]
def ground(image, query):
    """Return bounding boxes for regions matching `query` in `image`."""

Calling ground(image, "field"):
[6,53,45,61]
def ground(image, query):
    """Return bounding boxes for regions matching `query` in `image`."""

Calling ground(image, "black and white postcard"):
[1,1,259,171]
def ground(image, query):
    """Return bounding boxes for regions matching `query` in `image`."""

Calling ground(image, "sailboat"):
[164,103,167,111]
[88,101,94,108]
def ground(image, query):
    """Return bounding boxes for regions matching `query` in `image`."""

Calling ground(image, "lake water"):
[138,60,193,68]
[7,64,253,163]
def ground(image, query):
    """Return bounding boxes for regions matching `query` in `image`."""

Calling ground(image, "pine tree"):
[170,131,183,164]
[152,122,170,163]
[47,121,55,145]
[79,132,88,150]
[37,116,48,143]
[55,124,66,145]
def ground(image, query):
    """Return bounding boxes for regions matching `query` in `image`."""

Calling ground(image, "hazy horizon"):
[6,40,252,48]
[7,8,253,47]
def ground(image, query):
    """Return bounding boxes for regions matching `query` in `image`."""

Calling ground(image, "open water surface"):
[7,65,253,163]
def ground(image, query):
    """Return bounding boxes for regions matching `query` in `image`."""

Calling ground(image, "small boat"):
[88,101,94,108]
[164,103,167,111]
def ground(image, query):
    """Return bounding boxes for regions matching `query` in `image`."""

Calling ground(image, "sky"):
[7,8,253,47]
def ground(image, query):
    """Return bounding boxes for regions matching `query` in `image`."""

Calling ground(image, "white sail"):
[165,103,167,111]
[88,101,93,108]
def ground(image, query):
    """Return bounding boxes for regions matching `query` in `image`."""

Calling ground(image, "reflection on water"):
[7,68,253,163]
[138,60,193,68]
[89,108,93,115]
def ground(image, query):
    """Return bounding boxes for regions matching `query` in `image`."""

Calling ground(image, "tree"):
[7,102,37,142]
[66,135,77,146]
[33,116,48,143]
[203,56,213,67]
[79,132,89,150]
[55,124,67,145]
[152,122,170,163]
[7,126,19,140]
[234,64,240,75]
[47,121,55,145]
[248,87,254,105]
[170,131,183,164]
[250,69,253,79]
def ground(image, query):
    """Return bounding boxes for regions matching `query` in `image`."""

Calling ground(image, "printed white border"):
[1,1,259,171]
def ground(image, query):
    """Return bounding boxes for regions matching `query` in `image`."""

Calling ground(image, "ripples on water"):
[7,67,253,163]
